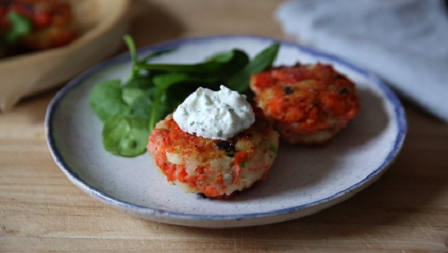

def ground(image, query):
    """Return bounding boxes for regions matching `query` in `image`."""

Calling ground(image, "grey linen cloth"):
[276,0,448,122]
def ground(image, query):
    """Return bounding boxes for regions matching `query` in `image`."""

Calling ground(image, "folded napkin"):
[276,0,448,122]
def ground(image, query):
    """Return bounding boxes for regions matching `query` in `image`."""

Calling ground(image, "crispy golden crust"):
[250,63,360,145]
[147,114,279,198]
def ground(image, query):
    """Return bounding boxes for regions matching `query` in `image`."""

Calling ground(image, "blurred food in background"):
[0,0,131,112]
[0,0,77,58]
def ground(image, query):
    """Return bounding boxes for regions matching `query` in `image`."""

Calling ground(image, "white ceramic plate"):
[46,36,407,228]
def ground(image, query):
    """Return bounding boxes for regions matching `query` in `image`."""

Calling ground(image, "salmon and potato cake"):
[147,114,279,198]
[250,63,360,145]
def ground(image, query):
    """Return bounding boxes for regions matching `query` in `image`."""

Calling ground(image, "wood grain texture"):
[1,0,448,252]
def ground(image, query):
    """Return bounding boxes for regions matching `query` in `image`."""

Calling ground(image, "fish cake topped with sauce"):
[147,113,279,198]
[250,63,360,145]
[147,86,279,198]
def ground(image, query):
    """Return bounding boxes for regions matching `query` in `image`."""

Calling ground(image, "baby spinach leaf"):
[4,12,32,45]
[218,49,249,81]
[157,85,196,120]
[182,81,220,92]
[207,50,236,63]
[165,85,196,104]
[138,61,222,73]
[124,77,154,89]
[123,79,157,119]
[226,43,280,92]
[149,73,193,131]
[152,93,176,126]
[102,115,149,157]
[130,95,153,120]
[89,80,131,122]
[128,87,157,120]
[102,115,130,154]
[152,73,194,88]
[153,73,220,89]
[124,36,174,83]
[137,49,240,74]
[124,35,140,79]
[140,48,176,63]
[122,87,147,106]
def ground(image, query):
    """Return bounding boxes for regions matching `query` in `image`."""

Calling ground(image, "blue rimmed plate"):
[45,35,406,228]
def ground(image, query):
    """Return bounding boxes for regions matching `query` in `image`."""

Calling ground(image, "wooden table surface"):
[2,0,448,252]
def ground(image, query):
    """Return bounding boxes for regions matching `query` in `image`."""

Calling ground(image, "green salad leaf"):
[129,91,154,120]
[137,49,249,75]
[139,61,221,73]
[227,43,280,92]
[102,115,150,157]
[122,87,148,106]
[89,80,131,122]
[89,35,280,157]
[219,49,250,79]
[140,48,176,63]
[124,35,140,79]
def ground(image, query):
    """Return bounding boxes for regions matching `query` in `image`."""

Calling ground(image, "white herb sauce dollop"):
[173,85,255,140]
